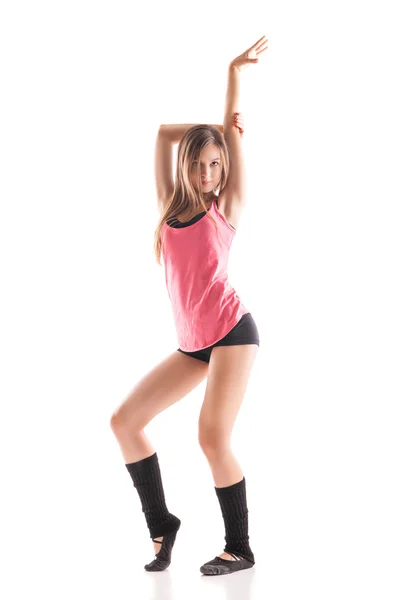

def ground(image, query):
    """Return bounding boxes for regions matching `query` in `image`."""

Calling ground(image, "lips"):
[202,181,211,184]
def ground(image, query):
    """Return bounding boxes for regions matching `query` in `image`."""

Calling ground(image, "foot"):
[145,528,179,572]
[200,552,255,575]
[219,551,236,560]
[144,515,181,572]
[153,536,163,556]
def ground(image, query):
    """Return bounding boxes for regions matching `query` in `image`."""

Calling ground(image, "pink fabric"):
[161,198,249,352]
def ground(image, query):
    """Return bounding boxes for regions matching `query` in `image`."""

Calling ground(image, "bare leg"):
[113,428,155,465]
[206,447,244,488]
[110,350,209,562]
[198,344,259,561]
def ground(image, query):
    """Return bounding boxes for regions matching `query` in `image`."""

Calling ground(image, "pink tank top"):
[161,198,249,352]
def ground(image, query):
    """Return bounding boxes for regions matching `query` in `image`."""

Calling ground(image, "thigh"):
[111,351,208,430]
[198,344,259,447]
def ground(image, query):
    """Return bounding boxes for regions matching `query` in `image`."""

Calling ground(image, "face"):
[190,144,222,197]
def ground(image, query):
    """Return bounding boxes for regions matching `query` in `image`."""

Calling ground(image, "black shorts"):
[176,312,260,364]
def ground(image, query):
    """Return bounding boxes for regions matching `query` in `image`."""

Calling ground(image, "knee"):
[198,425,229,457]
[109,408,129,432]
[109,411,122,431]
[110,403,147,434]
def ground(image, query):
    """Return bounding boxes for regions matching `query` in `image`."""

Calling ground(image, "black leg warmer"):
[125,452,180,539]
[215,476,255,564]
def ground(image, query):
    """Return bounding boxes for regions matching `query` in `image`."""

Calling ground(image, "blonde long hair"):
[153,124,230,265]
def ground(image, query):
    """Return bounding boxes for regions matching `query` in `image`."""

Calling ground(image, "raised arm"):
[154,127,175,212]
[222,64,246,204]
[221,36,268,207]
[154,111,246,214]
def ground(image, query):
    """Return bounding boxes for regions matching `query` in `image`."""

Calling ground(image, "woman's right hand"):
[230,35,268,72]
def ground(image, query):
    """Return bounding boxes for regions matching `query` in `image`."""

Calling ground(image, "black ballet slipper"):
[144,520,181,572]
[200,552,255,576]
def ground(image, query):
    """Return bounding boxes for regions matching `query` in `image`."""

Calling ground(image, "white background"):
[1,1,399,599]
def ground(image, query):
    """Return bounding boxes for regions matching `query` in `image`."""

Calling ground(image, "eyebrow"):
[194,158,220,162]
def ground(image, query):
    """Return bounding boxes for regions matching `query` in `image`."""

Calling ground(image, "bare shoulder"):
[217,189,245,230]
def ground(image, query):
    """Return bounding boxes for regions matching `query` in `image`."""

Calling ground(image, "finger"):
[257,44,268,55]
[251,35,268,50]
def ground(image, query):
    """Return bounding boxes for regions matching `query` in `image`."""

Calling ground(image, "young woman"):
[110,35,268,577]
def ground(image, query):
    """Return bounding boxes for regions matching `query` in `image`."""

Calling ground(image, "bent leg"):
[110,350,208,463]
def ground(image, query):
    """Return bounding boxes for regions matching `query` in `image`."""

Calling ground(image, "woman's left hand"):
[230,35,268,72]
[233,112,244,138]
